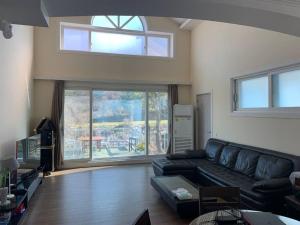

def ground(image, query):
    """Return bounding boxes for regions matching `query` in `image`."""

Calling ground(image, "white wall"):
[0,25,34,158]
[31,16,192,127]
[191,21,300,155]
[33,16,191,84]
[31,80,55,129]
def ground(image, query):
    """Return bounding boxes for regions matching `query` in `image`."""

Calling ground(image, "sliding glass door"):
[63,87,168,161]
[64,90,90,160]
[148,92,169,155]
[92,91,146,159]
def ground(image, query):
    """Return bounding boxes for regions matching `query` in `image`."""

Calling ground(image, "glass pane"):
[273,70,300,107]
[16,139,27,161]
[123,16,144,31]
[120,16,133,27]
[108,16,119,27]
[92,16,115,28]
[92,91,146,159]
[91,31,145,55]
[63,28,89,51]
[238,76,269,108]
[147,36,169,57]
[64,90,90,160]
[148,92,169,155]
[27,135,41,160]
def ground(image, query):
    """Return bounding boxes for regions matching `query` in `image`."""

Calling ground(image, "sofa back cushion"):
[254,155,293,180]
[205,140,225,162]
[234,150,260,177]
[218,146,240,169]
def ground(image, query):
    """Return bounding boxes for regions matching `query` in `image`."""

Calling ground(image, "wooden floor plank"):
[21,165,191,225]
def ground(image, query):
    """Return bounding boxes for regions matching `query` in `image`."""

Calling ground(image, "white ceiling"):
[2,0,300,36]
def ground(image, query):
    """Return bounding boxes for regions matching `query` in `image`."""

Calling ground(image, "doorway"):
[196,93,212,149]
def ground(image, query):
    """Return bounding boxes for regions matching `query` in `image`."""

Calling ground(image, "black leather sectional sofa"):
[152,138,300,212]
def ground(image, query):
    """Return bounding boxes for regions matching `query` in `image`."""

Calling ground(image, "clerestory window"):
[60,16,173,58]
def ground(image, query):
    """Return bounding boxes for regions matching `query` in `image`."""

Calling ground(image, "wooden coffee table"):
[151,175,240,218]
[151,176,199,218]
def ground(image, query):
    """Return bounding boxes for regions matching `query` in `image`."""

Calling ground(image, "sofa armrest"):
[166,154,189,160]
[252,178,292,193]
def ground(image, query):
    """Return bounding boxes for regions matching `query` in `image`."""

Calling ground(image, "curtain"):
[51,80,65,170]
[167,84,178,154]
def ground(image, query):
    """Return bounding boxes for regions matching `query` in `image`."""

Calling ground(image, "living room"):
[1,1,300,225]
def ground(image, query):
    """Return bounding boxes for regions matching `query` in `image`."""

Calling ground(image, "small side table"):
[285,195,300,220]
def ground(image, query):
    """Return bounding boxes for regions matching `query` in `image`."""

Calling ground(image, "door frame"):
[195,91,213,149]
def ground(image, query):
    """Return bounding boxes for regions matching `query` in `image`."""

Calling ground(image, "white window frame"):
[91,16,148,32]
[60,22,174,58]
[63,82,169,162]
[231,63,300,118]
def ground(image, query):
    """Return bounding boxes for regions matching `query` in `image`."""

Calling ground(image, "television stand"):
[0,167,44,225]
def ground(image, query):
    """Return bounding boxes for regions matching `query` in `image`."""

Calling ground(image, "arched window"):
[60,16,172,58]
[91,16,146,32]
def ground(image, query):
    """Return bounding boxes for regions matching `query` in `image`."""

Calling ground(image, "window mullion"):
[89,30,92,52]
[145,91,149,156]
[268,73,273,108]
[89,89,93,160]
[60,26,64,50]
[145,35,148,56]
[233,80,238,111]
[168,36,171,57]
[120,16,134,29]
[106,16,118,28]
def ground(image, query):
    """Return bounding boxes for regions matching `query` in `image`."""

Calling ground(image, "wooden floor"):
[21,165,191,225]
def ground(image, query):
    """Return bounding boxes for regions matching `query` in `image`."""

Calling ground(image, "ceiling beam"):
[42,0,300,37]
[2,0,300,38]
[0,0,49,27]
[179,19,192,29]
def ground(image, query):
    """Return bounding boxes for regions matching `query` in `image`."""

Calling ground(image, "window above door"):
[60,16,173,58]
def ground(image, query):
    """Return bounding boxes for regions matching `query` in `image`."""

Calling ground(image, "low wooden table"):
[151,176,241,218]
[151,176,199,218]
[80,136,102,151]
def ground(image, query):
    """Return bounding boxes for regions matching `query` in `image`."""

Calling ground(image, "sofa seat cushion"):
[254,155,293,180]
[252,178,291,191]
[196,161,269,202]
[234,150,260,177]
[152,158,204,172]
[218,146,240,169]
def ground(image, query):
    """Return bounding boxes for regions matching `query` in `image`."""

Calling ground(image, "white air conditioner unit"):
[173,104,194,153]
